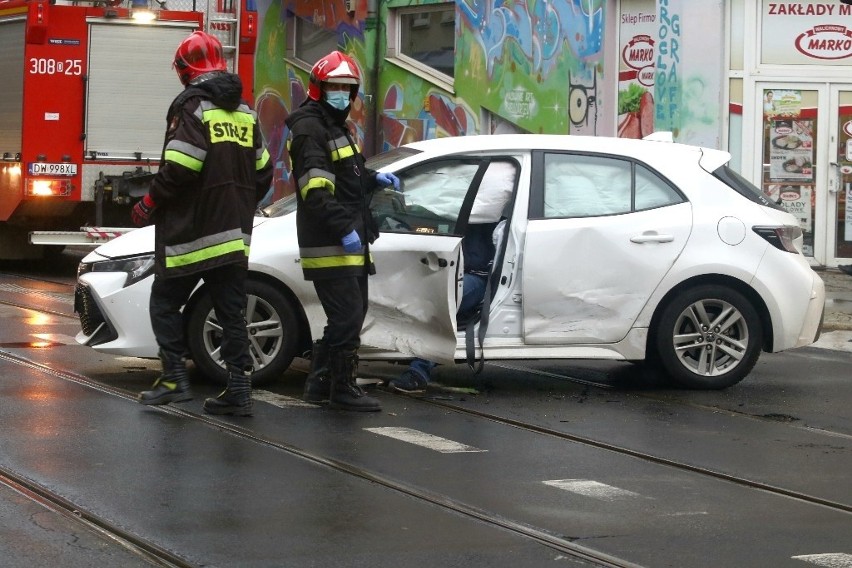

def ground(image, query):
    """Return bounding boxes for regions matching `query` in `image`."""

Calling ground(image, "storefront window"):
[761,88,817,256]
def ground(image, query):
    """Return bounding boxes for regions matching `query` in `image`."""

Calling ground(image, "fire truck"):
[0,0,257,258]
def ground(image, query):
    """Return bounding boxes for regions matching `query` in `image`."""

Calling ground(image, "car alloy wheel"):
[186,279,300,386]
[655,285,763,389]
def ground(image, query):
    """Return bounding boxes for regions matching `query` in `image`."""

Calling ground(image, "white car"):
[74,134,825,390]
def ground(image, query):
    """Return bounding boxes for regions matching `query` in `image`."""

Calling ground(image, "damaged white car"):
[74,134,825,389]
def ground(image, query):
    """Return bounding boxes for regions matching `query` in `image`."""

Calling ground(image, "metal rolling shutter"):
[0,20,25,156]
[85,23,194,160]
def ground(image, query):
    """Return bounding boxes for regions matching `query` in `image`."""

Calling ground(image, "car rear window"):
[712,165,784,211]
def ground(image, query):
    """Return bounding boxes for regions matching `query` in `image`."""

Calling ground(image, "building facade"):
[250,0,850,269]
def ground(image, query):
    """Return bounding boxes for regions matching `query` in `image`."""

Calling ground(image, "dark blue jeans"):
[409,272,487,381]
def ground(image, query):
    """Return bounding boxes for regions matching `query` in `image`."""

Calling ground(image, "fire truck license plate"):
[28,162,77,176]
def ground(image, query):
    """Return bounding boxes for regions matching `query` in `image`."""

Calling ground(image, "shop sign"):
[761,1,852,65]
[795,25,852,59]
[622,35,656,87]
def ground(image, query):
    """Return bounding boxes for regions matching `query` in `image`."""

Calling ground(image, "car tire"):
[186,279,300,387]
[654,285,762,389]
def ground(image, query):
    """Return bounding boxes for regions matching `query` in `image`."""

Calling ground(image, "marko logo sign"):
[795,25,852,60]
[621,35,655,87]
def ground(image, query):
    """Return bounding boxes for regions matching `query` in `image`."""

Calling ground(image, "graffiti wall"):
[249,0,723,200]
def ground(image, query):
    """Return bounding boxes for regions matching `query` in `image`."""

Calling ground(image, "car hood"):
[83,216,273,261]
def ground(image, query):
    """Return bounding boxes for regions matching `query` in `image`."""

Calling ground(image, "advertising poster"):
[617,0,656,139]
[765,184,813,231]
[769,118,814,181]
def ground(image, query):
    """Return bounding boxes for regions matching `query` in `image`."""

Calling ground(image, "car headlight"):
[77,254,155,287]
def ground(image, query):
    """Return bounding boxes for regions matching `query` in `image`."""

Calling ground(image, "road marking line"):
[364,427,487,453]
[0,283,72,302]
[542,479,641,500]
[792,553,852,567]
[31,333,79,345]
[253,389,317,409]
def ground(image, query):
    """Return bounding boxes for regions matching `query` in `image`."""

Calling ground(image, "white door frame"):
[827,84,852,267]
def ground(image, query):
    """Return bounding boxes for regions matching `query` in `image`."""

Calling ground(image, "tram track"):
[0,348,640,568]
[2,271,851,565]
[0,466,193,568]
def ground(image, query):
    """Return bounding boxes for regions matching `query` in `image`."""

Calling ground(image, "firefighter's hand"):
[341,229,362,253]
[131,195,156,227]
[376,172,400,191]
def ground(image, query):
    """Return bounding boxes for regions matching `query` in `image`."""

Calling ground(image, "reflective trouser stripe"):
[165,239,249,269]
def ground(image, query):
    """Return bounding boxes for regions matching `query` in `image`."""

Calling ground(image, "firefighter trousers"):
[312,274,369,352]
[150,264,252,373]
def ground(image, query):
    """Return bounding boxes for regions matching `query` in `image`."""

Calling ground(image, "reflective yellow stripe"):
[300,177,335,201]
[165,239,249,269]
[301,254,366,269]
[256,148,270,170]
[165,149,204,172]
[330,144,357,162]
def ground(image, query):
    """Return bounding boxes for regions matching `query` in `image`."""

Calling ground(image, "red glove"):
[131,194,156,227]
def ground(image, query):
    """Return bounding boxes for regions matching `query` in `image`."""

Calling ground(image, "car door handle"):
[630,232,674,243]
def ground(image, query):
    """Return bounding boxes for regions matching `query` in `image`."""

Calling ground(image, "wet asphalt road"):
[0,249,850,568]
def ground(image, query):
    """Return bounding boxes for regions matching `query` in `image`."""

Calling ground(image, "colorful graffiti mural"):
[249,0,720,182]
[456,0,606,134]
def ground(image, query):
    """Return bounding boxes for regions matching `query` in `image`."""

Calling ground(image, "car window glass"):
[543,153,631,218]
[635,163,683,210]
[372,159,481,235]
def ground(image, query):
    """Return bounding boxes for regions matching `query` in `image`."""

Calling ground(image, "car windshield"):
[366,146,421,170]
[257,147,422,219]
[712,164,784,211]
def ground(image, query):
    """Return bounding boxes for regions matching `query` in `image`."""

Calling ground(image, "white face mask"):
[325,91,350,110]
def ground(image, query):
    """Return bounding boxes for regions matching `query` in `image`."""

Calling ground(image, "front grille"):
[75,283,106,336]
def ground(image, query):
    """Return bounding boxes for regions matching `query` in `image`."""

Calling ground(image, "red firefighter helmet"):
[173,31,227,86]
[308,51,361,102]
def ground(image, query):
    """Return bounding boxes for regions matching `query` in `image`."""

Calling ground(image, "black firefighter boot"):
[203,368,253,417]
[302,341,331,404]
[328,349,381,412]
[139,350,191,405]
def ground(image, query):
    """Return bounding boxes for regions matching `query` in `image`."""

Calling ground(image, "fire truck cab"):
[0,0,256,258]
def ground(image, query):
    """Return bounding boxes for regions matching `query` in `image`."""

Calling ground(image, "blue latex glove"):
[376,172,400,191]
[341,229,362,253]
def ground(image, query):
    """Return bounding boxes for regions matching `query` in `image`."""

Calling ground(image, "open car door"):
[361,155,517,364]
[363,235,462,364]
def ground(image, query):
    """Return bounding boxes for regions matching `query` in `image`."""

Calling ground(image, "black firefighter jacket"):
[148,73,273,278]
[285,99,380,281]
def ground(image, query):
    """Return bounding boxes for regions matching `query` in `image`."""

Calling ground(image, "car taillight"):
[25,178,73,197]
[752,225,802,253]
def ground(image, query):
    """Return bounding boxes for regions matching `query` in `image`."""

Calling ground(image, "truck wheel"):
[186,279,300,387]
[653,285,762,389]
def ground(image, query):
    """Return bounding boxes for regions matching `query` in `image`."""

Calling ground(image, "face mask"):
[325,90,350,110]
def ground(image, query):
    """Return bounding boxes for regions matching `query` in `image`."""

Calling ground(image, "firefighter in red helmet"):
[285,50,399,412]
[132,30,273,415]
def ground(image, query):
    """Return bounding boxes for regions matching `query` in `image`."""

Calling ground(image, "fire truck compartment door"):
[0,20,24,153]
[85,23,196,161]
